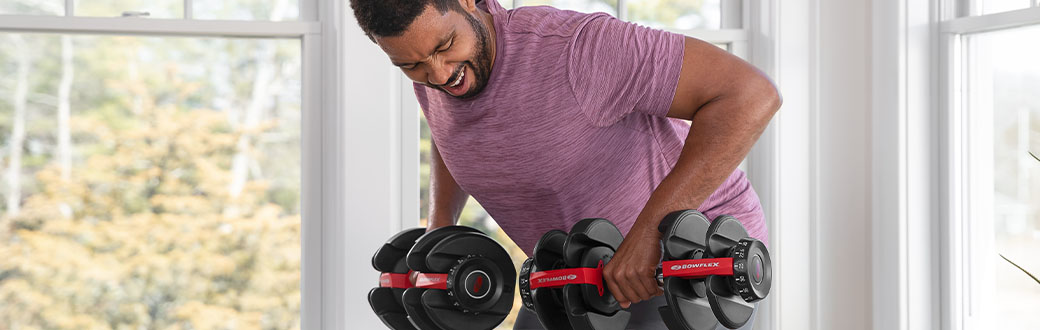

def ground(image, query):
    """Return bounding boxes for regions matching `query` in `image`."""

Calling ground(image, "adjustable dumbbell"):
[519,211,772,330]
[657,210,771,330]
[370,227,427,330]
[401,226,516,330]
[518,218,632,330]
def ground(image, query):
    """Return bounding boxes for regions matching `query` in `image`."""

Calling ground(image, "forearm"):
[635,84,780,236]
[427,140,470,231]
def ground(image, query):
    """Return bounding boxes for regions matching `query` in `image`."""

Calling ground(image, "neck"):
[478,9,497,72]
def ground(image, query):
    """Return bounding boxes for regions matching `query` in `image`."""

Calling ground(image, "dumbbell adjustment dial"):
[446,255,502,313]
[727,238,771,303]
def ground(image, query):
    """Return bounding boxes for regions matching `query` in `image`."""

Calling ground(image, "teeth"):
[450,70,464,88]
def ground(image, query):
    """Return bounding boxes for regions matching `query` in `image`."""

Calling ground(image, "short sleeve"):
[567,14,685,126]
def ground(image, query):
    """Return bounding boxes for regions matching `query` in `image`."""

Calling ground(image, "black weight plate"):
[659,210,712,261]
[660,276,718,330]
[563,218,623,268]
[373,228,427,273]
[371,228,426,330]
[407,226,482,272]
[525,230,572,330]
[534,230,568,271]
[705,215,749,258]
[527,264,573,330]
[370,287,418,330]
[705,275,755,329]
[561,219,629,330]
[402,288,445,330]
[421,288,512,330]
[562,284,630,330]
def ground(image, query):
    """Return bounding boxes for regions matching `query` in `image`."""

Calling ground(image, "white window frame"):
[873,1,1040,330]
[0,2,342,329]
[941,3,1040,330]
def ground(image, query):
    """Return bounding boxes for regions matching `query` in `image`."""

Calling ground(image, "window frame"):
[0,1,332,328]
[873,1,1040,330]
[941,3,1040,330]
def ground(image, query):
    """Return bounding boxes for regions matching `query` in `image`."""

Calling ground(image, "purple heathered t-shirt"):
[415,0,767,255]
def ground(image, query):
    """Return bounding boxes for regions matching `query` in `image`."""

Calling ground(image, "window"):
[1,1,316,329]
[942,1,1040,328]
[414,1,749,328]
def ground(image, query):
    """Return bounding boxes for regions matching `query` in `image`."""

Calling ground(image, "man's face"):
[375,3,495,99]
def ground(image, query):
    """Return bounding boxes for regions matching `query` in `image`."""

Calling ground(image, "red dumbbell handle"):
[378,271,449,290]
[526,257,735,294]
[528,260,605,296]
[659,257,734,280]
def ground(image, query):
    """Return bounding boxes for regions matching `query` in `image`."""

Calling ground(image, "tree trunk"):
[6,35,30,217]
[227,0,289,199]
[57,35,74,181]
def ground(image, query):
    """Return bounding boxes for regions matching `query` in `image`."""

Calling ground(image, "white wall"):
[816,1,873,329]
[765,0,874,329]
[334,4,417,329]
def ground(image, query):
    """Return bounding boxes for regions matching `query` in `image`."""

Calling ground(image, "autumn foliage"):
[0,108,300,329]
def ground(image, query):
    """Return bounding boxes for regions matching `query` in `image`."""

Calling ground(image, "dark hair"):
[350,0,464,40]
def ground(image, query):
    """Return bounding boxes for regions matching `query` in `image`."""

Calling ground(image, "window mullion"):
[65,0,73,16]
[721,0,743,29]
[960,0,973,17]
[618,0,627,20]
[184,0,192,19]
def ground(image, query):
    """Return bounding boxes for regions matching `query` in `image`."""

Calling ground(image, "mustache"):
[432,63,468,88]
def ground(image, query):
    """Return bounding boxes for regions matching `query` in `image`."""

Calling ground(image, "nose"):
[426,62,456,86]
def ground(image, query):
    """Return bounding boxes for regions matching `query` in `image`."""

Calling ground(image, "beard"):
[450,12,495,99]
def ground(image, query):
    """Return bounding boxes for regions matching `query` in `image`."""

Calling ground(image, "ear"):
[459,0,478,12]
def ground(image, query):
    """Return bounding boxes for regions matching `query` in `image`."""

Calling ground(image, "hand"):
[603,222,664,308]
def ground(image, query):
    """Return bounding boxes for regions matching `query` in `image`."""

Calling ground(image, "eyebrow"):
[392,29,456,67]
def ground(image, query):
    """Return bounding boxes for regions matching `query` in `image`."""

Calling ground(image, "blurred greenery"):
[1,108,300,329]
[1,28,301,330]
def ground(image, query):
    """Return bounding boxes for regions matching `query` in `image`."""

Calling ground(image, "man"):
[349,0,780,329]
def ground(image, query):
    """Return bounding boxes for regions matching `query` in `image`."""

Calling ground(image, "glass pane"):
[521,0,618,17]
[965,25,1040,329]
[0,0,63,15]
[627,0,721,30]
[418,112,526,330]
[193,0,300,21]
[975,0,1032,15]
[74,0,182,18]
[0,33,301,329]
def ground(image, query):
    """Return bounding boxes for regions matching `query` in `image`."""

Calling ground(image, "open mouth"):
[442,65,468,97]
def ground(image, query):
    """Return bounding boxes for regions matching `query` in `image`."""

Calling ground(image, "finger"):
[623,269,653,302]
[632,268,657,299]
[643,267,663,297]
[605,268,634,307]
[617,268,653,304]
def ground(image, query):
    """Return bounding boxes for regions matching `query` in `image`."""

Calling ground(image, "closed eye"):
[438,38,454,52]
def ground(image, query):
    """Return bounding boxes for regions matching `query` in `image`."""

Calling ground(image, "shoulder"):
[502,6,609,39]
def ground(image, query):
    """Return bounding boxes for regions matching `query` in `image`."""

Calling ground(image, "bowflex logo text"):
[670,262,720,271]
[536,274,578,284]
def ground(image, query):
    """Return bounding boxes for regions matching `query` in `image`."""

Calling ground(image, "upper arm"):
[665,37,780,120]
[567,15,685,125]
